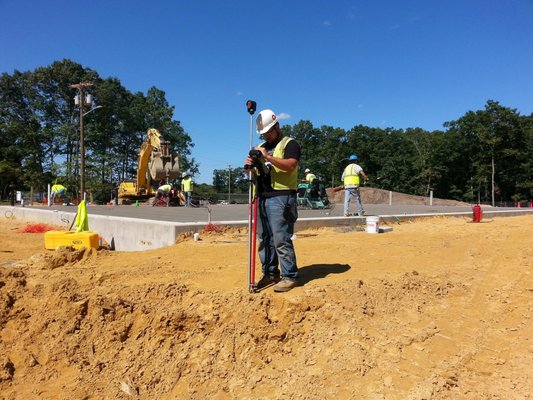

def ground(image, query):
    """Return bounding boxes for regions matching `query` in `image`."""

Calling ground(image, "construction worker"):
[342,154,369,216]
[50,183,67,205]
[304,168,316,183]
[181,172,194,207]
[8,182,15,206]
[245,109,301,293]
[153,182,172,206]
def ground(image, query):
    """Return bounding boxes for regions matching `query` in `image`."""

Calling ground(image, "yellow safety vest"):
[260,136,298,191]
[181,178,193,192]
[51,184,66,193]
[343,164,360,186]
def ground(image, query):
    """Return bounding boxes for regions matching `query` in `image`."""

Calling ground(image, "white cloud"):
[236,91,243,96]
[348,6,357,20]
[322,20,332,27]
[277,112,291,120]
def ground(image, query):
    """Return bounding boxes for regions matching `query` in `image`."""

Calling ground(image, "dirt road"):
[1,215,532,399]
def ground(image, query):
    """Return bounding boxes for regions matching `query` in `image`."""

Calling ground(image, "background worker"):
[50,183,67,205]
[304,168,316,183]
[153,182,172,206]
[245,109,301,293]
[8,181,15,206]
[181,172,194,207]
[342,154,369,217]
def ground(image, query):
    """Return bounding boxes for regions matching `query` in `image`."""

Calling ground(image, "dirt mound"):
[0,266,465,399]
[0,216,531,399]
[17,246,99,270]
[327,187,469,206]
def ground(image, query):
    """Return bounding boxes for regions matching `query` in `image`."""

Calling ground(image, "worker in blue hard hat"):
[341,154,368,217]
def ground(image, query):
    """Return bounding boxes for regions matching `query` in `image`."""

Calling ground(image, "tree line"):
[1,60,531,205]
[0,59,196,202]
[213,100,532,205]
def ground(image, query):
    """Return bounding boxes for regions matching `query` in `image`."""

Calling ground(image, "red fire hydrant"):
[472,204,482,223]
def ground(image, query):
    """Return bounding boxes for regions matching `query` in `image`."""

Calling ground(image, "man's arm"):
[254,141,300,172]
[262,152,298,172]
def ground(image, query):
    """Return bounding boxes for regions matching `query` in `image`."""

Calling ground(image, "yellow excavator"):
[118,128,180,204]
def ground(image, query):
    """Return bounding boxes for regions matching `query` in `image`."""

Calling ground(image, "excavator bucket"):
[149,151,180,181]
[149,153,164,180]
[168,156,180,179]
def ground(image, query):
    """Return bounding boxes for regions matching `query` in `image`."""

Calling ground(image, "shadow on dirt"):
[298,263,351,286]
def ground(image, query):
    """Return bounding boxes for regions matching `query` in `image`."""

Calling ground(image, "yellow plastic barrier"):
[44,231,99,250]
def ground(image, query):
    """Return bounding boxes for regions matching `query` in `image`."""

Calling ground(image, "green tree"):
[0,59,196,203]
[213,167,248,194]
[0,70,42,194]
[444,100,525,204]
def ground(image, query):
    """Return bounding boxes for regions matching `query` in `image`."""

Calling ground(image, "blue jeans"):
[257,194,298,279]
[344,187,364,215]
[184,192,192,206]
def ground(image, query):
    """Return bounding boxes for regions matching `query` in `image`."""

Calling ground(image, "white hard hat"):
[182,172,188,177]
[305,168,310,173]
[256,109,278,135]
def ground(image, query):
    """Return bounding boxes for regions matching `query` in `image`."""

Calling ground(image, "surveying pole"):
[246,100,257,293]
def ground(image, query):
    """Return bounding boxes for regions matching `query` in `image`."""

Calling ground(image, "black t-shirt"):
[258,136,301,197]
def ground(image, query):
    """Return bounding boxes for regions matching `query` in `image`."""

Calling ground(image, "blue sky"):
[1,0,533,183]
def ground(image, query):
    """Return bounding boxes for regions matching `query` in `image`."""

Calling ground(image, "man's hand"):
[244,156,254,173]
[254,146,268,159]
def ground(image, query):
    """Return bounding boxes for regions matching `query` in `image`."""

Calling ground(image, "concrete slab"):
[2,205,532,252]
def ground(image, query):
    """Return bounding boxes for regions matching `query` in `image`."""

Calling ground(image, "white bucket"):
[193,233,199,241]
[366,216,380,234]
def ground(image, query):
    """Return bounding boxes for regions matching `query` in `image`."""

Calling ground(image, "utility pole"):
[70,82,93,200]
[228,165,231,204]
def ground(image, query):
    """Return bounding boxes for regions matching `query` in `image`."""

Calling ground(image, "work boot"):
[273,277,298,293]
[255,274,281,290]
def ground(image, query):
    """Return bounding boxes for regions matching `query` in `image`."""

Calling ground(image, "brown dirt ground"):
[1,214,532,400]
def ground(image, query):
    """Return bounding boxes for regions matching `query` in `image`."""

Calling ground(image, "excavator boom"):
[118,128,180,203]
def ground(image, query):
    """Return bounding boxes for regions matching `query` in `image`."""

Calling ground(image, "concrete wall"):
[0,206,197,252]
